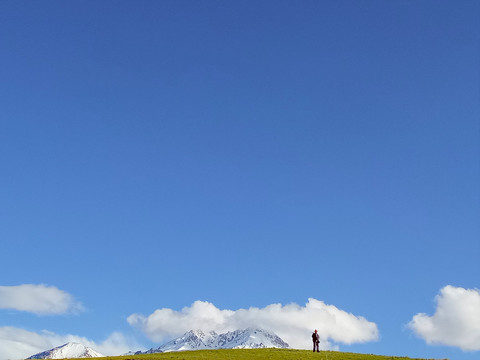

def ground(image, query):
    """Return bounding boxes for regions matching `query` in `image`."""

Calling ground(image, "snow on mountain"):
[214,329,289,349]
[142,328,289,353]
[27,342,104,359]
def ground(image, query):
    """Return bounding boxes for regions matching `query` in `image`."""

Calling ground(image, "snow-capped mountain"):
[142,328,289,353]
[27,342,104,359]
[214,329,289,349]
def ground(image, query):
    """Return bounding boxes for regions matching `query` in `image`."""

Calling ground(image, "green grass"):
[91,348,434,360]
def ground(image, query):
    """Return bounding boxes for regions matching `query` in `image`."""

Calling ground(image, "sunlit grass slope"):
[96,348,431,360]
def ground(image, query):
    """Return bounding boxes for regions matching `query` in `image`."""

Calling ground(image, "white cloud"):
[408,285,480,351]
[0,326,142,360]
[0,284,83,315]
[128,298,379,350]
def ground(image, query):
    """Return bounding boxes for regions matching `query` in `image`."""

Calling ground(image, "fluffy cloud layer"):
[128,298,379,349]
[408,285,480,351]
[0,284,83,315]
[0,326,141,360]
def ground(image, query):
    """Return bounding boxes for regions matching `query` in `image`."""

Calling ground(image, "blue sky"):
[0,1,479,359]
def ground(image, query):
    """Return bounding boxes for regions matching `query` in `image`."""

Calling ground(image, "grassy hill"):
[96,348,432,360]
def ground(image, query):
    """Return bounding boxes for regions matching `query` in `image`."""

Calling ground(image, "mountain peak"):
[27,342,104,359]
[141,328,289,353]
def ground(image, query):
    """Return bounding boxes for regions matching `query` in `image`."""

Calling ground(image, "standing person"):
[312,329,320,352]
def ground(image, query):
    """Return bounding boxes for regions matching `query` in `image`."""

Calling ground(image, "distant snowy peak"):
[144,330,217,353]
[215,328,289,349]
[27,342,104,359]
[143,328,289,353]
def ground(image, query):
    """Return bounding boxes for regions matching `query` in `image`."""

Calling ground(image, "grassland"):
[95,348,432,360]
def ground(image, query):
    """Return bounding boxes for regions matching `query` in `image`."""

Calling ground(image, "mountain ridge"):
[27,342,104,359]
[140,328,289,353]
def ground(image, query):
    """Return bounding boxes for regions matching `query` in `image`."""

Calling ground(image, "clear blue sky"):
[0,1,479,359]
